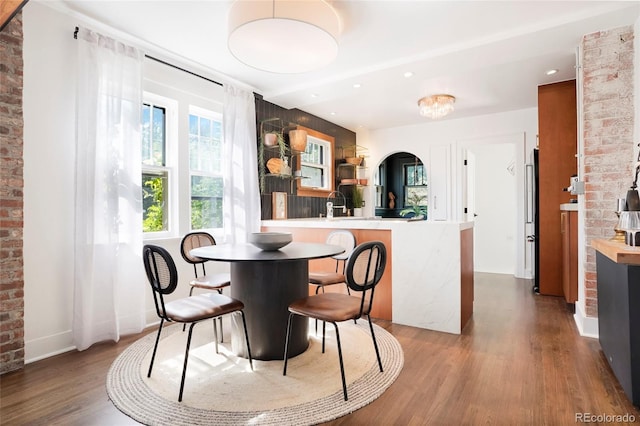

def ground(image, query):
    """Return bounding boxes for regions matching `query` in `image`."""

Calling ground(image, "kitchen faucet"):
[326,191,346,218]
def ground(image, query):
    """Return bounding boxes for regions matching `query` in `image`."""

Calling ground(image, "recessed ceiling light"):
[546,69,558,76]
[311,93,318,98]
[404,71,414,78]
[330,112,336,115]
[353,83,361,89]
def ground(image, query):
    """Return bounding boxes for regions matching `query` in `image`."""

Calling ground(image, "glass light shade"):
[228,0,340,73]
[618,211,640,231]
[418,94,456,119]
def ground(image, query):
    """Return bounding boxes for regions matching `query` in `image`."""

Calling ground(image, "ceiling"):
[55,1,639,132]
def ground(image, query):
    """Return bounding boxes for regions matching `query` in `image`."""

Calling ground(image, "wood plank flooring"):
[2,273,639,425]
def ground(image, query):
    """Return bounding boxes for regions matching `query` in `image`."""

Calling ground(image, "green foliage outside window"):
[190,175,223,229]
[142,175,165,232]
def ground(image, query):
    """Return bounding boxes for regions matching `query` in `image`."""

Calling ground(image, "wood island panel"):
[261,226,393,320]
[460,228,474,329]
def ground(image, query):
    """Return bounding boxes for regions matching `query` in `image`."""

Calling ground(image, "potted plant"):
[352,186,364,217]
[400,191,427,220]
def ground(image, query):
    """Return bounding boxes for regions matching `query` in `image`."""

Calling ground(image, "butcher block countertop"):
[592,239,640,266]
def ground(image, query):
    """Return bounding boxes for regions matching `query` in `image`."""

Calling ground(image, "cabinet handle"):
[434,196,437,209]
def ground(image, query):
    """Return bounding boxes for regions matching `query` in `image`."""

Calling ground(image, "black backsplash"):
[255,95,356,219]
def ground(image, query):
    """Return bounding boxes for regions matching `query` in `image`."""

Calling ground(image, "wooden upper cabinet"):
[537,81,577,297]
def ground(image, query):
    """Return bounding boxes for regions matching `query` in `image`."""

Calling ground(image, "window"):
[296,127,335,197]
[189,108,223,230]
[404,162,427,186]
[300,136,331,189]
[141,102,169,233]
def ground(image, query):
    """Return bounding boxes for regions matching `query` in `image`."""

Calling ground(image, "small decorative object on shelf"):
[289,129,308,152]
[281,157,291,176]
[266,157,283,174]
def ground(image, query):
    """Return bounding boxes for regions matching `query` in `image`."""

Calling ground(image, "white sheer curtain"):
[73,27,146,350]
[222,85,261,243]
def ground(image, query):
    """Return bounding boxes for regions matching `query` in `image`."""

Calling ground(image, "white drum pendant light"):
[228,0,340,73]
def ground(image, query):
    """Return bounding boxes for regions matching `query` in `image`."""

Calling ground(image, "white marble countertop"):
[262,218,474,230]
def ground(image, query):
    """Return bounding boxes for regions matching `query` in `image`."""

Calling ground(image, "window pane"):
[142,103,166,166]
[301,142,322,165]
[406,164,426,186]
[191,175,223,229]
[300,137,330,190]
[142,172,168,232]
[189,113,222,174]
[301,165,323,188]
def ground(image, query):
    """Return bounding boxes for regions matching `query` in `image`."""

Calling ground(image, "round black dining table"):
[190,242,344,360]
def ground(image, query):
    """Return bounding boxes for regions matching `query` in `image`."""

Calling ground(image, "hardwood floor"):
[2,273,638,425]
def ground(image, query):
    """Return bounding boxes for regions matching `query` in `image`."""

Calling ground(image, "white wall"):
[22,2,228,362]
[359,109,538,278]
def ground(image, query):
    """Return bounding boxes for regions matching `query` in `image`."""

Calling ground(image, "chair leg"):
[332,322,348,401]
[239,311,253,370]
[147,319,165,377]
[367,314,383,372]
[179,322,196,402]
[217,289,224,343]
[322,320,326,353]
[282,313,295,375]
[213,319,219,354]
[314,285,321,335]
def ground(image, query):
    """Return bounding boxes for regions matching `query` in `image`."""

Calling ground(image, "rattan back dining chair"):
[180,232,231,338]
[308,230,356,295]
[143,244,253,402]
[283,240,387,401]
[180,231,231,296]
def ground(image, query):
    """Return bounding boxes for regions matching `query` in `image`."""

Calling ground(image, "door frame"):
[457,132,530,279]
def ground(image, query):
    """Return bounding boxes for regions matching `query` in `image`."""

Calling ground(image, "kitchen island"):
[262,218,474,334]
[592,239,640,407]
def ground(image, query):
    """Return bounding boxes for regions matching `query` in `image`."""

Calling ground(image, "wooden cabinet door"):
[537,81,577,296]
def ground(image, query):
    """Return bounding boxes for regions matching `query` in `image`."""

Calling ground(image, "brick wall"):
[582,26,635,317]
[0,12,25,374]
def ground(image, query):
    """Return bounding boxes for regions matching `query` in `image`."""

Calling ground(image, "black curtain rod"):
[73,26,223,87]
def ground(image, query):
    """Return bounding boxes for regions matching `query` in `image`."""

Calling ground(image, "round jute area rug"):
[107,319,403,425]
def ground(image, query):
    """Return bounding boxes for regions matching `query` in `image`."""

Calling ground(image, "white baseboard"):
[25,329,75,364]
[574,303,599,339]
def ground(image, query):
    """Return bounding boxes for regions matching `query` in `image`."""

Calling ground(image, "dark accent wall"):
[255,94,356,219]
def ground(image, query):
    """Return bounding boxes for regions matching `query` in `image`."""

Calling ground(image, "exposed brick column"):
[582,26,635,317]
[0,12,25,374]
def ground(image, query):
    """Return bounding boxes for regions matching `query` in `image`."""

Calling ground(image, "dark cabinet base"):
[596,252,640,407]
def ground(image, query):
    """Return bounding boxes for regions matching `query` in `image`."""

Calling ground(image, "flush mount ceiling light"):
[228,0,340,74]
[418,94,456,119]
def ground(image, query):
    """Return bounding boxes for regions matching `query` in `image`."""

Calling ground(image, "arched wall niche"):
[373,151,427,218]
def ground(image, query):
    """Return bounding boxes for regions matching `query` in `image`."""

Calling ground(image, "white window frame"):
[142,92,178,240]
[300,135,332,191]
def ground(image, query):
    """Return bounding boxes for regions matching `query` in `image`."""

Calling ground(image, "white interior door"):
[466,143,517,275]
